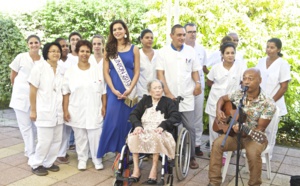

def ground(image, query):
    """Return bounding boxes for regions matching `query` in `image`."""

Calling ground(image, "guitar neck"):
[241,125,251,135]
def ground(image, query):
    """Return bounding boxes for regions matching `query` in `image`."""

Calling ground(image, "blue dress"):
[97,45,136,157]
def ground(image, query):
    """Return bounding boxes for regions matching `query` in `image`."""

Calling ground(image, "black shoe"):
[206,140,210,147]
[45,164,60,172]
[32,166,48,176]
[195,146,203,156]
[147,178,157,185]
[128,174,141,183]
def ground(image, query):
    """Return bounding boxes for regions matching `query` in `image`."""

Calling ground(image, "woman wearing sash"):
[97,20,140,158]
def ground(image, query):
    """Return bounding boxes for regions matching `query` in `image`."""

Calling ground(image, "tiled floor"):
[0,109,299,186]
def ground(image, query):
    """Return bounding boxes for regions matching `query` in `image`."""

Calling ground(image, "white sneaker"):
[95,162,104,170]
[78,160,87,170]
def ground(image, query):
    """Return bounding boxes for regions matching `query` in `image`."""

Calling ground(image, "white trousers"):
[72,127,102,165]
[14,109,37,158]
[29,124,63,169]
[194,92,204,146]
[209,115,219,151]
[57,124,72,157]
[265,115,280,159]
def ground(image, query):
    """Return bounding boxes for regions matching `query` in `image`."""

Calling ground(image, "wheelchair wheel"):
[175,127,191,181]
[113,145,131,186]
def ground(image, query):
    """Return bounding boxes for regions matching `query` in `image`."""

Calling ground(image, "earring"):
[124,34,127,39]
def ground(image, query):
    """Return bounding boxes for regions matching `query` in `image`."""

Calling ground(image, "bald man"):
[208,68,276,186]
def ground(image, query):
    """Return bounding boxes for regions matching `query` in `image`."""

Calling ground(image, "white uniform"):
[62,64,106,167]
[156,44,201,157]
[205,62,246,150]
[193,43,207,146]
[67,53,78,66]
[256,57,291,158]
[137,49,158,100]
[206,50,246,68]
[9,52,43,158]
[27,60,64,169]
[57,56,77,158]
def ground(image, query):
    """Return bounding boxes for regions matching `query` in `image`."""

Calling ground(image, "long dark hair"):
[105,20,130,60]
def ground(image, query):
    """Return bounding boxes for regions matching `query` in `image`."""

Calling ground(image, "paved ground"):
[0,109,299,186]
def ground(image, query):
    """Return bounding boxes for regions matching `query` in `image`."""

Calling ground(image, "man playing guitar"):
[208,68,276,186]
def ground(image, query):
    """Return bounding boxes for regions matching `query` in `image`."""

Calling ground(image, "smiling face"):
[27,37,41,53]
[78,45,91,63]
[58,40,69,58]
[47,45,61,63]
[112,23,126,40]
[170,27,186,48]
[222,46,235,63]
[149,81,163,100]
[140,32,154,48]
[92,37,103,54]
[266,42,280,58]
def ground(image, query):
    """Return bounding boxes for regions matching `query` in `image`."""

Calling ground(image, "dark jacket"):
[129,95,181,133]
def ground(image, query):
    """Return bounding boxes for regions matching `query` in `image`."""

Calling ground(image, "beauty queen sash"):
[110,55,138,108]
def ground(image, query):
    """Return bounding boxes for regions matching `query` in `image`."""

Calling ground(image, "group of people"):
[9,19,291,186]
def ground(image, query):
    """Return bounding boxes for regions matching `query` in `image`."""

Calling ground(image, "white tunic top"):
[137,49,158,100]
[9,52,43,112]
[206,50,246,68]
[88,54,104,72]
[205,62,246,116]
[256,57,291,116]
[67,53,78,66]
[27,61,64,127]
[156,44,201,112]
[194,43,207,89]
[62,64,106,129]
[58,56,75,76]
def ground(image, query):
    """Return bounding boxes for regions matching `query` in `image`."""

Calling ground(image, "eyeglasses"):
[49,51,61,54]
[187,31,196,34]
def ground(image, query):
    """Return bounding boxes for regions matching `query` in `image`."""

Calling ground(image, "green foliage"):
[0,14,27,106]
[13,0,148,44]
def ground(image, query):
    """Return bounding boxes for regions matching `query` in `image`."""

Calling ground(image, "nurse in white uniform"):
[205,42,245,155]
[54,38,73,164]
[63,40,106,171]
[137,29,157,100]
[89,34,105,71]
[256,38,291,160]
[28,42,64,176]
[9,35,43,158]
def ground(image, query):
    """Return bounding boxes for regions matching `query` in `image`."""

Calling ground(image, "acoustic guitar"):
[213,101,267,144]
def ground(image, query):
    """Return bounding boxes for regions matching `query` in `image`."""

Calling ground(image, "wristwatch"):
[196,80,201,84]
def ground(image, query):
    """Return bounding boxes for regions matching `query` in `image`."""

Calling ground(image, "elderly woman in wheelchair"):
[127,79,181,184]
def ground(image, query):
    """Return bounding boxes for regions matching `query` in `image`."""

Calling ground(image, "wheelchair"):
[113,97,191,186]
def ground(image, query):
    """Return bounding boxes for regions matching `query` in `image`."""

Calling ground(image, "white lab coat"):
[137,49,158,100]
[156,44,201,112]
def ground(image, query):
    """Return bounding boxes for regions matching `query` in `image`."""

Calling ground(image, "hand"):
[232,124,239,133]
[154,127,164,134]
[132,127,144,135]
[101,107,106,118]
[216,109,226,123]
[113,89,123,99]
[122,88,132,99]
[193,84,202,96]
[64,111,71,122]
[30,110,37,121]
